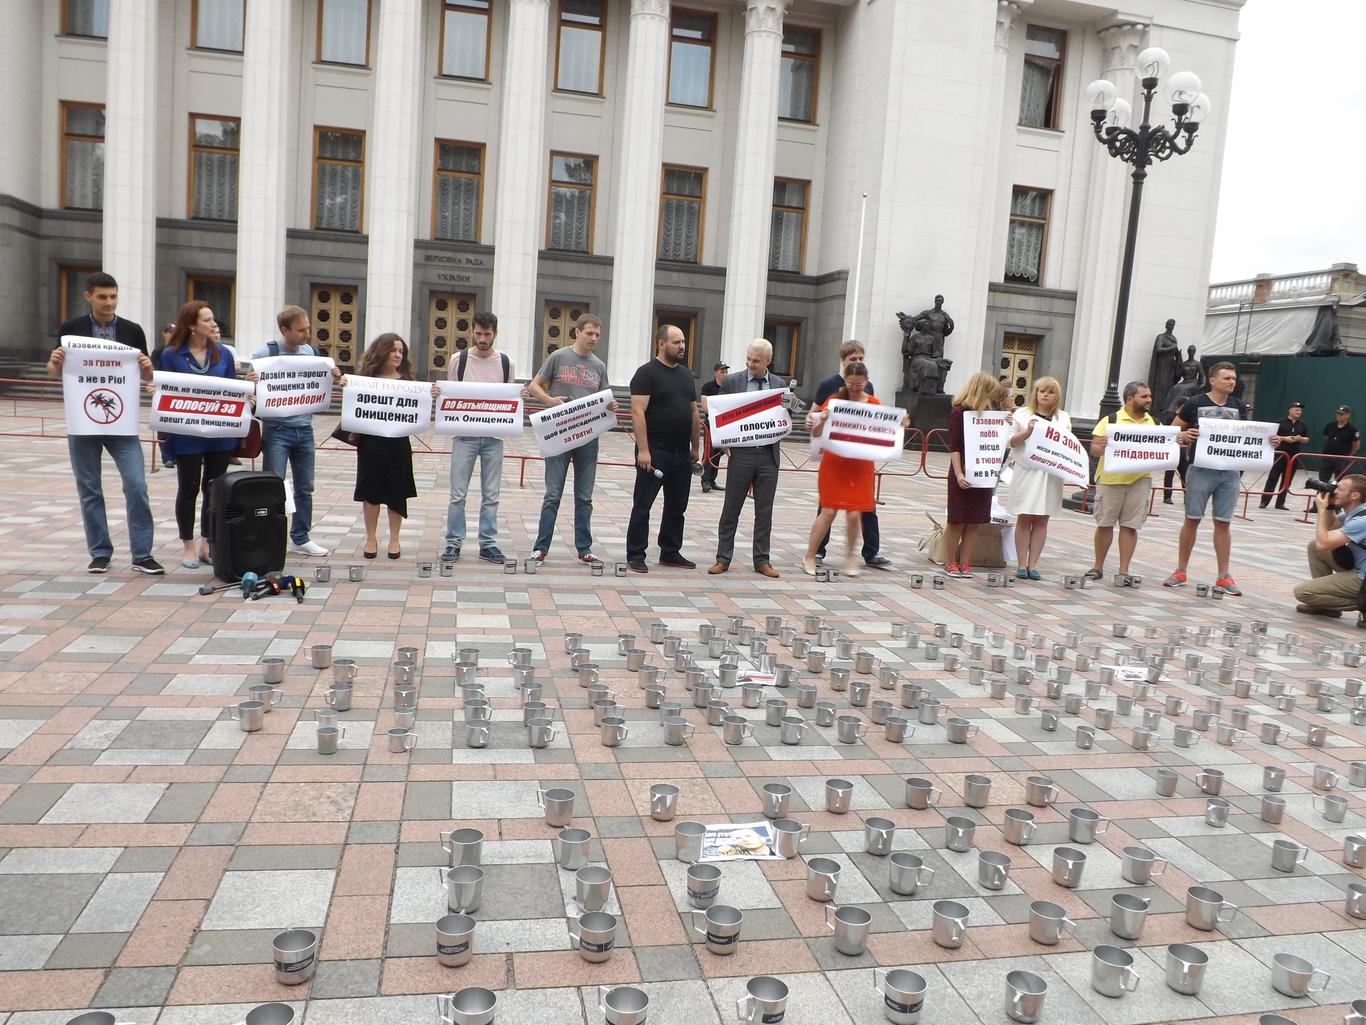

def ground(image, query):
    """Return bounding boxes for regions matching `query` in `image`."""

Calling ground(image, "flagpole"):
[849,191,868,339]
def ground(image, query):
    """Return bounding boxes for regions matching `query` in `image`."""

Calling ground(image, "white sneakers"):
[291,540,329,557]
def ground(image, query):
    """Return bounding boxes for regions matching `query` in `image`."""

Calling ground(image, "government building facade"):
[1,0,1243,412]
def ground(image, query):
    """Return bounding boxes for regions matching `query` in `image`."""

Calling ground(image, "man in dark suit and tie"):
[708,339,785,578]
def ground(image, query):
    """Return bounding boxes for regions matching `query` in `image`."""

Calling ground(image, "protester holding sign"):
[527,314,618,564]
[709,339,788,579]
[1006,377,1072,581]
[437,312,516,565]
[247,305,343,558]
[802,362,907,576]
[48,272,162,575]
[942,372,1001,578]
[156,302,240,569]
[1166,362,1280,596]
[1086,381,1158,583]
[351,334,419,559]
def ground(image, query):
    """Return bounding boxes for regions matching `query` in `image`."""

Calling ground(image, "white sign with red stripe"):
[433,381,524,438]
[148,371,254,437]
[817,399,906,462]
[706,388,792,448]
[252,354,335,418]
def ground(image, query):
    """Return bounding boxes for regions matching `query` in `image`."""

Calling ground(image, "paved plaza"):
[0,420,1363,1025]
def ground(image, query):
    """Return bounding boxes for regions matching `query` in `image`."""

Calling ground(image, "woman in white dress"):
[1006,376,1070,580]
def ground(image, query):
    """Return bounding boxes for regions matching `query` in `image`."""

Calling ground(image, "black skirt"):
[353,435,417,518]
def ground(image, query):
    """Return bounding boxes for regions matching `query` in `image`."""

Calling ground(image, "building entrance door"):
[1000,333,1039,410]
[425,292,477,380]
[309,284,359,372]
[541,300,590,366]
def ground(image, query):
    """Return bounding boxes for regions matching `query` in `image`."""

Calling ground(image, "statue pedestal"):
[900,392,952,451]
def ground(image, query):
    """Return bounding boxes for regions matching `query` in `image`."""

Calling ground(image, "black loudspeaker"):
[210,471,287,581]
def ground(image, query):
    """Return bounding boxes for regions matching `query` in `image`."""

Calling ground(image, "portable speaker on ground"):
[210,471,287,581]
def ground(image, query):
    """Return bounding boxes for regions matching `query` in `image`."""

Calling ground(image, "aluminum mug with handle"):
[805,857,841,901]
[567,910,618,963]
[1270,952,1331,998]
[1110,893,1150,940]
[1270,839,1309,873]
[905,777,941,810]
[598,986,650,1025]
[1028,900,1076,945]
[1185,885,1238,931]
[1091,944,1141,998]
[1024,776,1058,808]
[825,903,872,956]
[650,783,679,821]
[978,850,1011,890]
[736,976,788,1024]
[825,778,854,814]
[771,818,808,859]
[1005,970,1048,1024]
[675,821,706,864]
[1164,943,1208,996]
[864,816,896,856]
[943,816,975,853]
[875,968,927,1025]
[1003,808,1036,846]
[537,787,576,827]
[691,904,742,955]
[1120,845,1166,885]
[931,900,969,948]
[1051,847,1086,888]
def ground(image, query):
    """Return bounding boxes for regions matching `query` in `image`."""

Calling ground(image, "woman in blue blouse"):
[158,301,239,568]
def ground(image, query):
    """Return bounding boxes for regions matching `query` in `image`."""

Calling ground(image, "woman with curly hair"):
[353,333,418,559]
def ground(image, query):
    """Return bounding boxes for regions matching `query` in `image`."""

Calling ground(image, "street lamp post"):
[1088,48,1211,418]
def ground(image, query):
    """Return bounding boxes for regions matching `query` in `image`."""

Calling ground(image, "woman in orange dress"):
[803,361,905,576]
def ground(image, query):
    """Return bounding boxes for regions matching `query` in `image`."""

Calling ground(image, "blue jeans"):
[67,435,154,560]
[446,437,504,549]
[261,422,316,544]
[534,438,599,556]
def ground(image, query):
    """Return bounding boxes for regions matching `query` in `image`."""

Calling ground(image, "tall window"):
[667,9,715,108]
[1019,26,1066,129]
[193,0,244,52]
[654,311,698,370]
[433,141,484,242]
[188,276,235,340]
[61,102,105,211]
[762,319,799,378]
[64,0,108,38]
[440,0,490,80]
[60,266,101,323]
[778,27,819,122]
[659,166,705,264]
[546,153,596,252]
[313,128,365,232]
[769,179,808,273]
[1005,187,1052,285]
[189,115,240,221]
[555,0,605,95]
[318,0,370,66]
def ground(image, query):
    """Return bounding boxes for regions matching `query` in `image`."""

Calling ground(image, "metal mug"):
[736,975,788,1024]
[229,700,266,733]
[599,716,629,748]
[316,724,346,755]
[1164,943,1208,996]
[1024,776,1057,808]
[1005,970,1048,1024]
[568,910,618,963]
[1313,764,1341,790]
[905,777,941,810]
[836,715,868,744]
[1270,838,1309,873]
[556,827,593,872]
[978,850,1011,890]
[888,852,934,896]
[825,778,854,814]
[771,818,808,859]
[1264,765,1286,792]
[440,827,484,868]
[865,816,897,856]
[1195,768,1224,795]
[1051,846,1086,888]
[1185,885,1238,931]
[1120,845,1167,885]
[674,821,706,864]
[647,783,679,822]
[1344,834,1366,868]
[1068,807,1109,844]
[662,716,695,746]
[1091,944,1141,998]
[1315,794,1349,822]
[875,968,927,1025]
[1155,768,1179,798]
[722,715,754,746]
[272,928,318,986]
[436,912,476,968]
[945,717,979,744]
[686,863,722,910]
[963,773,992,808]
[438,865,484,913]
[1028,900,1076,946]
[761,783,792,820]
[825,903,872,956]
[1204,798,1230,827]
[780,715,809,746]
[1110,893,1150,940]
[931,900,969,948]
[526,718,558,748]
[598,985,650,1025]
[805,856,842,902]
[690,904,742,955]
[537,786,576,827]
[1270,952,1331,998]
[1003,808,1036,846]
[1347,881,1366,919]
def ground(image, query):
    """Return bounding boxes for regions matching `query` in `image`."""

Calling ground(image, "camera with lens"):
[1305,478,1336,495]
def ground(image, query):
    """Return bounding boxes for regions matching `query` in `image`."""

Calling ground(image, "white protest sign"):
[149,371,253,438]
[60,337,143,436]
[433,381,524,438]
[1019,419,1090,487]
[253,354,335,418]
[339,375,433,438]
[1193,419,1277,471]
[1102,423,1179,476]
[707,388,792,448]
[963,411,1012,488]
[819,399,906,462]
[529,389,616,457]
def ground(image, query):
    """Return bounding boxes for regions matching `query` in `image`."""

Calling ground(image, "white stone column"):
[363,0,426,344]
[605,0,671,385]
[235,0,295,347]
[490,0,552,375]
[719,0,788,366]
[102,0,158,330]
[1069,23,1146,414]
[956,0,1029,394]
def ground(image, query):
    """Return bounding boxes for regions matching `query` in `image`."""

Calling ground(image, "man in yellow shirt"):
[1086,381,1156,582]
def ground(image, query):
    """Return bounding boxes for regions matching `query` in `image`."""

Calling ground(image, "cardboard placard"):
[433,381,524,438]
[1193,419,1277,472]
[1019,419,1090,487]
[529,389,616,457]
[706,388,792,448]
[60,337,144,436]
[149,371,253,437]
[339,375,433,438]
[1101,423,1179,475]
[252,354,336,418]
[963,411,1012,487]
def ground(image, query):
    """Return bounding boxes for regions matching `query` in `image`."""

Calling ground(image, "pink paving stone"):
[619,762,705,780]
[380,953,508,995]
[239,822,349,845]
[200,782,264,822]
[615,886,687,946]
[971,923,1085,958]
[511,950,640,989]
[1244,901,1353,935]
[601,838,666,887]
[336,844,397,896]
[569,733,615,764]
[269,765,365,783]
[693,938,820,979]
[495,763,579,780]
[3,732,69,764]
[31,765,134,783]
[0,968,105,1011]
[253,781,359,822]
[117,899,208,967]
[583,779,636,818]
[498,818,569,841]
[130,765,226,784]
[708,777,764,816]
[0,824,85,848]
[1125,912,1229,948]
[770,880,832,937]
[166,964,310,1004]
[757,856,810,881]
[866,930,988,966]
[35,706,99,733]
[157,846,235,900]
[234,733,288,765]
[624,777,722,818]
[353,781,406,821]
[400,819,499,843]
[78,823,192,847]
[322,895,389,959]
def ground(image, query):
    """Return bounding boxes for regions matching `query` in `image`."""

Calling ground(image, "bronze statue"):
[1148,319,1180,414]
[1164,345,1206,418]
[897,295,955,394]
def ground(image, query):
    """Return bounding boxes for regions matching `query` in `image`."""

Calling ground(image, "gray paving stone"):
[0,874,103,934]
[0,784,69,825]
[71,872,161,933]
[92,966,177,1008]
[228,845,344,871]
[0,934,62,969]
[634,944,703,982]
[44,931,127,968]
[309,958,382,999]
[40,783,168,824]
[187,822,247,845]
[201,869,335,930]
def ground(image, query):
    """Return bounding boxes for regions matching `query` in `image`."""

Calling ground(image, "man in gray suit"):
[708,339,785,578]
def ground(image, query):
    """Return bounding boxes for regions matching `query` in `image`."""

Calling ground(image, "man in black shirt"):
[699,361,729,492]
[1260,401,1308,509]
[627,324,701,572]
[1320,405,1361,482]
[813,340,893,569]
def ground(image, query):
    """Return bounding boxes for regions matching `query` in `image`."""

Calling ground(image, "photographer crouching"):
[1293,473,1366,625]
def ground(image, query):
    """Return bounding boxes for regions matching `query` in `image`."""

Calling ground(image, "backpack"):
[457,349,511,383]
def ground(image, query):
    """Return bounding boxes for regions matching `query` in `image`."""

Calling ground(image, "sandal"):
[1083,568,1104,581]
